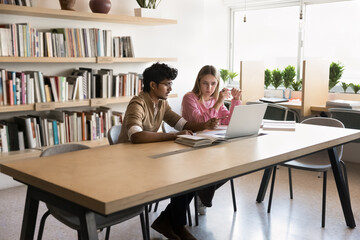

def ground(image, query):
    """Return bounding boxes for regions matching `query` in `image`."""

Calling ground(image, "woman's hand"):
[213,88,230,111]
[231,88,242,100]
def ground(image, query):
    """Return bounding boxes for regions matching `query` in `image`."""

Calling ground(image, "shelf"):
[0,57,178,63]
[0,94,178,113]
[0,4,177,25]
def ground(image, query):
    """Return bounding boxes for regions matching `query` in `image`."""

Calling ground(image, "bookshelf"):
[0,94,178,113]
[0,4,177,25]
[0,4,178,163]
[0,57,178,63]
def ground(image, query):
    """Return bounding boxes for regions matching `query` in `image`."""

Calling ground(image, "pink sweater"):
[181,92,241,125]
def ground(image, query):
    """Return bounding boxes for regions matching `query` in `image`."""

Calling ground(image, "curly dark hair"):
[142,62,178,92]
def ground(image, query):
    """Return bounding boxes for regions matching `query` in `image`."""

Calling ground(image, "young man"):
[118,63,218,240]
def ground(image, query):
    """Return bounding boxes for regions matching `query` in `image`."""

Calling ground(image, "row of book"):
[0,0,33,6]
[0,108,123,153]
[0,67,143,106]
[0,23,135,58]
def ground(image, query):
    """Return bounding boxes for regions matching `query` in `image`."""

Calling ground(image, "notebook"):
[199,103,268,139]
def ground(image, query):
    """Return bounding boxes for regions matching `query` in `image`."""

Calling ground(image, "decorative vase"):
[134,8,162,18]
[59,0,76,11]
[89,0,111,14]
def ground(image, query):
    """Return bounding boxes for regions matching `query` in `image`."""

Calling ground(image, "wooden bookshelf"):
[0,3,179,164]
[0,4,177,25]
[0,57,178,63]
[0,94,178,112]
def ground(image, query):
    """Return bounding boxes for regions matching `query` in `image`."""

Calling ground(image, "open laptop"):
[200,103,268,139]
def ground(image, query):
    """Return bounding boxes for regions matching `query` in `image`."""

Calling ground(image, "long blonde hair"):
[192,65,220,101]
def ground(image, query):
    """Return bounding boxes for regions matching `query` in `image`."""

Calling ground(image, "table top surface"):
[1,124,359,215]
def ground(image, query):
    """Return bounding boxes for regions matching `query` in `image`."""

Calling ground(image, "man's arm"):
[183,118,219,132]
[130,130,192,144]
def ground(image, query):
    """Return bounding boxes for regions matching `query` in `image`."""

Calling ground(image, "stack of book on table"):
[175,134,225,147]
[262,119,296,131]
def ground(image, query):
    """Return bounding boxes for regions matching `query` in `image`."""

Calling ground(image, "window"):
[230,1,360,92]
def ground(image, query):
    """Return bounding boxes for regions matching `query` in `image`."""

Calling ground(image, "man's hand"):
[204,118,219,130]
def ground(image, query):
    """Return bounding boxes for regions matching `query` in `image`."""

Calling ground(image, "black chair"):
[266,117,348,227]
[37,143,148,240]
[161,122,237,226]
[329,108,360,143]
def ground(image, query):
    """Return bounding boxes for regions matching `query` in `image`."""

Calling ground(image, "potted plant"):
[219,69,230,87]
[291,79,302,99]
[282,65,296,98]
[350,83,360,94]
[340,82,350,93]
[264,69,272,89]
[228,71,238,82]
[271,68,283,90]
[135,0,163,17]
[329,61,344,91]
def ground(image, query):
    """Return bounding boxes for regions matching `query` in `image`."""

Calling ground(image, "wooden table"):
[1,124,359,240]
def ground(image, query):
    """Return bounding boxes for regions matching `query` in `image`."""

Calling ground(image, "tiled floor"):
[1,163,360,240]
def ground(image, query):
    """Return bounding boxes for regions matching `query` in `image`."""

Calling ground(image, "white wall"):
[0,0,229,189]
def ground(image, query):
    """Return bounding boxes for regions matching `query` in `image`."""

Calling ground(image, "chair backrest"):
[301,117,345,159]
[287,109,300,123]
[40,144,90,157]
[247,101,288,120]
[107,124,122,145]
[328,108,360,143]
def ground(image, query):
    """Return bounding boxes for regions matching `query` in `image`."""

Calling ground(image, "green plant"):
[264,69,272,89]
[136,0,162,9]
[329,61,345,90]
[340,82,350,93]
[282,65,296,89]
[350,83,360,94]
[271,68,283,89]
[219,69,230,85]
[291,79,302,91]
[228,71,238,81]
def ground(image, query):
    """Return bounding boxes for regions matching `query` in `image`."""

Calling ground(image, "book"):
[175,134,223,147]
[14,116,37,149]
[262,119,296,131]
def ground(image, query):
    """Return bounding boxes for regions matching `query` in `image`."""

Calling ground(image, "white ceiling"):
[223,0,354,10]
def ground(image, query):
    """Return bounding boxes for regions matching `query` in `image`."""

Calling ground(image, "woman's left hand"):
[231,88,242,100]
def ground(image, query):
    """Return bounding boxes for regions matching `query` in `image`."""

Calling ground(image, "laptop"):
[200,103,268,139]
[260,97,289,103]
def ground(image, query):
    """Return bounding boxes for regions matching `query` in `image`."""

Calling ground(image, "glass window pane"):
[233,7,299,83]
[304,1,360,88]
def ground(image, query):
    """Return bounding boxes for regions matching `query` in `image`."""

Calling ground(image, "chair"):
[37,143,148,240]
[107,124,122,145]
[266,117,348,227]
[328,108,360,143]
[161,121,237,226]
[246,102,292,121]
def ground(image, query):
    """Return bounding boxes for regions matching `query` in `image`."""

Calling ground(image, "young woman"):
[181,65,242,214]
[182,65,241,126]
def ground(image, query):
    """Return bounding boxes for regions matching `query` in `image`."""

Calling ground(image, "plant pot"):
[291,90,302,99]
[134,8,162,18]
[282,89,292,99]
[59,0,76,11]
[89,0,111,14]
